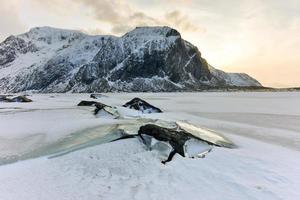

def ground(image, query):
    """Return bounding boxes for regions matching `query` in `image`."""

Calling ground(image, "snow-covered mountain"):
[0,26,261,93]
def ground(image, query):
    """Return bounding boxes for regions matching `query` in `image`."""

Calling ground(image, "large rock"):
[137,122,235,163]
[123,97,162,113]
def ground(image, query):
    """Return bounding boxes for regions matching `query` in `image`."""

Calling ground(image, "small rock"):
[77,100,118,117]
[90,93,108,99]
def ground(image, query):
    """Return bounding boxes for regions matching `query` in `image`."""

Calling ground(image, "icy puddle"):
[0,118,222,165]
[0,123,132,165]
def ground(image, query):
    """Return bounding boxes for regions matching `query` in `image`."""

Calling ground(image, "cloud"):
[111,25,132,35]
[73,0,203,35]
[109,11,160,34]
[73,0,142,32]
[80,28,107,35]
[165,10,200,32]
[0,1,26,41]
[27,0,204,36]
[75,0,125,23]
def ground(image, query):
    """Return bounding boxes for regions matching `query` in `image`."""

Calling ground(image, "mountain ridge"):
[0,26,261,93]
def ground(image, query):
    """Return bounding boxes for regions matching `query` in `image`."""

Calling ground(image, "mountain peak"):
[18,26,85,43]
[27,26,82,34]
[123,26,181,38]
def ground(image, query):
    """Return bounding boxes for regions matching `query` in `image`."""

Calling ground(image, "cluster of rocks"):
[78,97,162,117]
[77,95,234,163]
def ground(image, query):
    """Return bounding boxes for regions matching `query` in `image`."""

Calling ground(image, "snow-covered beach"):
[0,92,299,200]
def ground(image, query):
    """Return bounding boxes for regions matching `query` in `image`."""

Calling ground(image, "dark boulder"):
[94,103,119,118]
[0,95,12,102]
[123,98,162,113]
[77,100,117,117]
[94,102,111,115]
[90,93,108,99]
[77,100,99,106]
[0,95,32,103]
[137,122,234,163]
[10,96,32,102]
[138,124,190,163]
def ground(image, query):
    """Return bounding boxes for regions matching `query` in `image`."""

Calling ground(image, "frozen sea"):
[0,92,299,200]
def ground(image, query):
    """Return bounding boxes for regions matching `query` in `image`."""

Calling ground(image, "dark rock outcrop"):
[0,95,32,102]
[137,122,234,163]
[77,100,118,117]
[77,100,99,106]
[0,36,38,66]
[93,102,112,115]
[123,98,162,113]
[138,124,189,161]
[11,96,33,102]
[90,93,108,99]
[0,95,11,102]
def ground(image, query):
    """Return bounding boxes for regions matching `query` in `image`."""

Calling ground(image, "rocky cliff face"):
[0,26,261,93]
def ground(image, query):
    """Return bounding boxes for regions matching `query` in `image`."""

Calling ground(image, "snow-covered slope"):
[208,65,262,87]
[0,26,261,93]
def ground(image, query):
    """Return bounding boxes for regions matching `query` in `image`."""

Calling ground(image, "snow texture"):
[0,92,299,200]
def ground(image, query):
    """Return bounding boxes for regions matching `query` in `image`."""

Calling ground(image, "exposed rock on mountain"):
[0,26,261,93]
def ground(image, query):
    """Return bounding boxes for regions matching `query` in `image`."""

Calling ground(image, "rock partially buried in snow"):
[90,93,108,99]
[123,97,162,113]
[77,100,120,118]
[95,105,120,119]
[0,95,32,103]
[93,102,120,119]
[75,97,234,163]
[77,100,100,106]
[11,96,33,102]
[0,95,11,102]
[136,121,234,163]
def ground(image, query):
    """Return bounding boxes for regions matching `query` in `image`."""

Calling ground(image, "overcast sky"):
[1,0,299,87]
